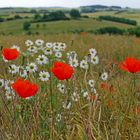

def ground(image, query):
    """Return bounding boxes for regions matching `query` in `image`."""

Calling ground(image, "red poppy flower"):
[12,78,38,98]
[51,61,74,80]
[119,57,140,73]
[80,32,88,35]
[101,83,116,92]
[2,48,19,60]
[89,94,96,100]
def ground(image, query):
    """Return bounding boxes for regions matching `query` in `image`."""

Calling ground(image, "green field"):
[0,18,134,35]
[84,10,140,25]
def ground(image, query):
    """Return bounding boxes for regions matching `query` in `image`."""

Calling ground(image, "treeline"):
[33,11,69,22]
[33,9,81,22]
[0,15,28,22]
[99,16,137,25]
[95,26,140,37]
[70,26,140,37]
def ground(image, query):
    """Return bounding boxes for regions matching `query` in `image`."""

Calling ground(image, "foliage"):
[96,26,125,35]
[127,26,140,37]
[0,17,4,22]
[23,21,31,31]
[99,16,137,25]
[70,9,81,18]
[33,11,69,22]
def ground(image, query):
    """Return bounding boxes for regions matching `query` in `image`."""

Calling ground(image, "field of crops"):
[84,10,140,25]
[0,17,134,35]
[0,34,140,139]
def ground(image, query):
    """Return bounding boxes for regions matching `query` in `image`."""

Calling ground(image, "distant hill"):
[80,5,122,13]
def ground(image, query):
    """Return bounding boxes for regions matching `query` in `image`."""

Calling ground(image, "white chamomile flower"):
[63,101,72,109]
[101,72,108,81]
[5,90,15,100]
[11,45,20,52]
[35,39,44,46]
[27,46,38,53]
[80,60,89,69]
[91,55,99,65]
[0,79,4,88]
[44,48,53,55]
[91,88,97,94]
[56,114,62,122]
[55,52,62,58]
[89,48,97,57]
[67,51,77,59]
[82,90,88,98]
[57,83,65,93]
[46,42,53,48]
[20,69,28,78]
[88,79,95,88]
[39,71,50,82]
[25,40,33,47]
[60,43,67,51]
[53,43,61,52]
[69,58,79,68]
[26,63,38,73]
[36,55,48,65]
[9,64,19,74]
[4,80,14,91]
[71,92,80,102]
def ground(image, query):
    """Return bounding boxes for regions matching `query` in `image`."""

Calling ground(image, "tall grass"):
[0,34,140,139]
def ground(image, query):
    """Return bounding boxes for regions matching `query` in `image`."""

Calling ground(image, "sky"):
[0,0,140,8]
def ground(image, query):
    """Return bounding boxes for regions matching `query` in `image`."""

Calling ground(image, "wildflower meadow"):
[0,34,140,139]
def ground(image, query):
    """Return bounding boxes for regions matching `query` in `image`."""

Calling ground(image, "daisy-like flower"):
[81,90,88,98]
[91,55,99,65]
[88,79,95,88]
[11,45,20,52]
[60,43,67,51]
[69,58,79,68]
[80,60,89,69]
[89,48,97,57]
[39,71,50,82]
[56,114,62,122]
[67,51,77,59]
[71,92,80,102]
[35,39,44,46]
[0,79,4,88]
[57,83,65,93]
[20,69,28,78]
[26,63,38,73]
[4,80,14,91]
[55,52,62,58]
[63,101,72,109]
[25,40,33,47]
[27,46,38,53]
[36,55,48,65]
[9,64,19,74]
[5,90,15,100]
[53,43,61,52]
[46,42,53,48]
[91,88,97,94]
[101,72,108,81]
[44,48,53,55]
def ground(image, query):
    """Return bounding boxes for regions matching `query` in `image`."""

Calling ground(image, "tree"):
[23,22,31,31]
[34,13,41,21]
[70,9,81,18]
